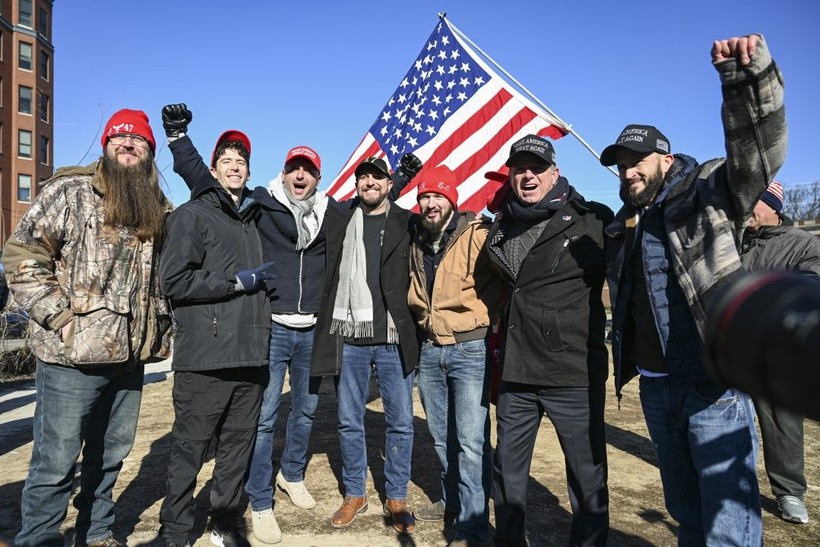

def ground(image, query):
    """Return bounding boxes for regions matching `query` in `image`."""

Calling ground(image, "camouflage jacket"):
[1,162,173,367]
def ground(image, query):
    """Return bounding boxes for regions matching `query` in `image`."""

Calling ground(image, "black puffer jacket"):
[741,218,820,274]
[160,182,271,372]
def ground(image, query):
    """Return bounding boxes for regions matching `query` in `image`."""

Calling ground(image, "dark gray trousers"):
[754,398,806,498]
[493,382,609,547]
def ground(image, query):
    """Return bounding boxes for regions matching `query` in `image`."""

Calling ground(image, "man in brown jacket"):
[2,109,172,547]
[407,165,504,546]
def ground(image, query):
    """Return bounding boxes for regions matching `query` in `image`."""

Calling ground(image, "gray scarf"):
[330,205,398,342]
[285,191,317,250]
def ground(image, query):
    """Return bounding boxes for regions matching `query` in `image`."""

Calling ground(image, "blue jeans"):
[639,376,761,546]
[16,360,143,547]
[245,323,321,511]
[338,343,415,499]
[417,339,491,543]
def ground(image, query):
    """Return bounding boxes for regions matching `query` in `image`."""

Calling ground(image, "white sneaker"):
[276,470,317,509]
[251,508,282,544]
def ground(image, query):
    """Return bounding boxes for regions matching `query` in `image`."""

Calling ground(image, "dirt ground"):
[0,364,818,546]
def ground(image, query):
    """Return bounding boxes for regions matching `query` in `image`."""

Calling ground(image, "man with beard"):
[159,128,275,547]
[2,109,173,547]
[407,165,504,546]
[740,181,820,525]
[311,157,419,534]
[485,134,612,546]
[600,34,786,546]
[160,104,422,544]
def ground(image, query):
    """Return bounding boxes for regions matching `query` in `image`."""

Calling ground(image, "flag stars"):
[432,95,442,106]
[436,65,445,75]
[400,78,410,89]
[438,50,447,60]
[423,54,433,65]
[443,106,451,116]
[442,35,449,46]
[460,62,470,72]
[415,60,423,71]
[448,65,458,75]
[457,92,468,101]
[427,40,437,51]
[451,49,460,60]
[428,109,439,120]
[397,94,407,104]
[474,76,485,85]
[414,122,423,132]
[381,111,392,123]
[425,125,436,136]
[459,77,470,87]
[390,144,399,155]
[407,136,419,147]
[447,80,456,89]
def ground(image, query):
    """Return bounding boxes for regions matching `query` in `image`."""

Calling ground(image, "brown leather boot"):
[383,499,416,534]
[331,496,368,528]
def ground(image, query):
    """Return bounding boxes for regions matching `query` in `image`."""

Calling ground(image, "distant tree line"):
[783,180,819,221]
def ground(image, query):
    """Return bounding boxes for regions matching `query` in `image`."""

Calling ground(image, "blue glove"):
[234,262,277,293]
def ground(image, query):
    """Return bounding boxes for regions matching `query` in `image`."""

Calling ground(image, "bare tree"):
[782,180,820,221]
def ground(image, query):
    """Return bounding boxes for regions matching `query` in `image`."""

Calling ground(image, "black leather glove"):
[398,153,423,181]
[234,261,277,293]
[161,103,193,139]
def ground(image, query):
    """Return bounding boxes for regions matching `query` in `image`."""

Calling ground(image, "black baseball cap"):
[505,134,557,167]
[600,124,671,166]
[355,156,391,179]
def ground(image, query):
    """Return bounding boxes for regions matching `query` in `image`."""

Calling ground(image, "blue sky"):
[53,1,818,210]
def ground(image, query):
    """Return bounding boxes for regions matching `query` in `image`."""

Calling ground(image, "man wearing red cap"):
[3,109,172,547]
[741,180,820,526]
[158,123,276,547]
[407,165,504,546]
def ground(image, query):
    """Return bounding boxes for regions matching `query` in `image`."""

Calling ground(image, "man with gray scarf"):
[161,103,422,544]
[311,156,420,535]
[485,134,613,546]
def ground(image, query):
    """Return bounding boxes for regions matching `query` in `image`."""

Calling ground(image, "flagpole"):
[440,13,617,176]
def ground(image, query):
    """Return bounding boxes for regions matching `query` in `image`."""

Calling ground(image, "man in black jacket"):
[311,157,419,535]
[159,129,275,547]
[741,181,820,525]
[485,134,612,546]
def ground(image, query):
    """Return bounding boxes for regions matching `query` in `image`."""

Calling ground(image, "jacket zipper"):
[550,239,570,272]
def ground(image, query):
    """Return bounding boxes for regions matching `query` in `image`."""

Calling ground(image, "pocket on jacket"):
[540,309,565,352]
[63,297,130,365]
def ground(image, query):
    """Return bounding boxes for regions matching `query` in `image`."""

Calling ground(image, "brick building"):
[0,0,53,247]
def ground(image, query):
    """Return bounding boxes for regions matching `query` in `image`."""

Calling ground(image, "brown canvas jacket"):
[1,162,173,367]
[408,213,505,345]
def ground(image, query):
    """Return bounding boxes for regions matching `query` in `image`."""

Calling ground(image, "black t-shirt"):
[346,212,389,345]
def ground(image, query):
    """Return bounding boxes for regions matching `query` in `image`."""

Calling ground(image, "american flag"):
[327,17,570,212]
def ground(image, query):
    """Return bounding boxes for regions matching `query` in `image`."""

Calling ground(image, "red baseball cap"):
[211,130,251,167]
[285,145,321,172]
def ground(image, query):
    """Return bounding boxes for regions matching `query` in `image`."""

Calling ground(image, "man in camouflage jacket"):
[2,109,172,547]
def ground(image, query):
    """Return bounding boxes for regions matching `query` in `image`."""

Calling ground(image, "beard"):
[358,189,388,209]
[619,162,666,208]
[100,154,166,242]
[420,206,453,235]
